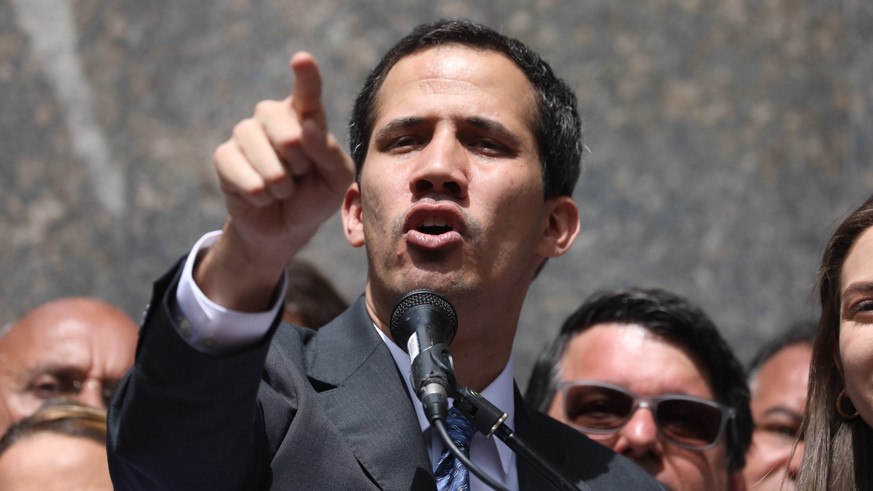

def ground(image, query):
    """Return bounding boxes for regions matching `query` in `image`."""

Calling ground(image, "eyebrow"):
[466,116,524,148]
[374,116,426,142]
[19,364,88,378]
[842,281,873,299]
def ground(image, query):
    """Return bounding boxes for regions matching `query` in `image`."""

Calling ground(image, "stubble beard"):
[371,210,484,306]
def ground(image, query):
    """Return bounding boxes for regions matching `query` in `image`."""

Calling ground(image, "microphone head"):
[389,290,458,351]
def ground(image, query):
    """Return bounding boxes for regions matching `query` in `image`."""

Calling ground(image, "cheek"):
[0,376,35,419]
[745,433,778,466]
[361,192,388,233]
[6,394,41,421]
[839,329,873,385]
[839,327,873,424]
[688,448,728,486]
[546,396,565,422]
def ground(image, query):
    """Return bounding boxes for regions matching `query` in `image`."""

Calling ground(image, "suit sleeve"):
[107,261,280,490]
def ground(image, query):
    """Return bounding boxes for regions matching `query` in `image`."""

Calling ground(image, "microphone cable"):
[432,416,510,491]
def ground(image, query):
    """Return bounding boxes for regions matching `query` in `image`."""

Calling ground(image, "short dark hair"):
[348,19,583,199]
[524,287,752,472]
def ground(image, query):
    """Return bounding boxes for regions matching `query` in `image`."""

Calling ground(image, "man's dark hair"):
[746,321,815,385]
[348,19,583,199]
[524,287,752,472]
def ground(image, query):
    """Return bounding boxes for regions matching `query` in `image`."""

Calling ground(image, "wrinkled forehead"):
[0,319,133,367]
[0,324,86,369]
[3,318,90,347]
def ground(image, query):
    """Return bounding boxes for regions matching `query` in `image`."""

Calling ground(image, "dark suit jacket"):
[108,265,662,490]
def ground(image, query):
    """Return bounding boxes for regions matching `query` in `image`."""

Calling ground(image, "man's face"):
[547,323,741,491]
[743,342,810,490]
[343,45,576,331]
[0,299,138,433]
[0,432,113,491]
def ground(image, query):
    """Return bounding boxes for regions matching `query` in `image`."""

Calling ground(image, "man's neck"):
[365,285,524,392]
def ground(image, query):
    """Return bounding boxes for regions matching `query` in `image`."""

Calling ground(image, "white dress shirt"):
[173,231,519,490]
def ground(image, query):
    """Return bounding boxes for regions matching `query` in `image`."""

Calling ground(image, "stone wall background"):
[2,0,871,388]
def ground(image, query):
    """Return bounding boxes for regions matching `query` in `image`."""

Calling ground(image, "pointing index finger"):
[290,52,326,128]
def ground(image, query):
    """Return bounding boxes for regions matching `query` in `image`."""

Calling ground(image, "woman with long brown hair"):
[799,194,873,490]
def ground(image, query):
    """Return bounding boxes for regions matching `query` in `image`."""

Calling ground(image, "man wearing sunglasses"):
[525,288,752,491]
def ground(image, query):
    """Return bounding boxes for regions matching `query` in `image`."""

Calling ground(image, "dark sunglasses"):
[556,380,735,451]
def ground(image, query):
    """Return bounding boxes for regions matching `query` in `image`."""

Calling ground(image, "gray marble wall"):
[2,0,871,387]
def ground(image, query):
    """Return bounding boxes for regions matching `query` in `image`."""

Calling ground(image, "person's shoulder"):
[523,406,665,490]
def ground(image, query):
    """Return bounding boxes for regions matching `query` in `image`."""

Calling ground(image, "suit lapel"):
[308,297,436,490]
[513,387,593,491]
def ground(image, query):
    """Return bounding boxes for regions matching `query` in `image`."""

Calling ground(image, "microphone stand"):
[453,386,580,491]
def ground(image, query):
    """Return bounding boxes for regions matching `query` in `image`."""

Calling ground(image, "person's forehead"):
[0,318,132,372]
[374,45,537,120]
[4,318,94,349]
[562,323,716,397]
[841,226,873,288]
[755,342,812,393]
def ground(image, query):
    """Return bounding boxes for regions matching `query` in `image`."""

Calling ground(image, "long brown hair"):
[798,194,873,490]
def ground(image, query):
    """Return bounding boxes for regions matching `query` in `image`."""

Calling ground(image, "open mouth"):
[417,216,453,235]
[404,205,465,250]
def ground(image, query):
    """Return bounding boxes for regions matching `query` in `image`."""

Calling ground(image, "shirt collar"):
[375,324,516,475]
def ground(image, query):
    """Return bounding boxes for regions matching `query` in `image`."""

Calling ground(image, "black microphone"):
[389,290,458,423]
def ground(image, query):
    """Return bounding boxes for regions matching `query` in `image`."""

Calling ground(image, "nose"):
[410,131,468,198]
[613,407,661,458]
[76,378,107,409]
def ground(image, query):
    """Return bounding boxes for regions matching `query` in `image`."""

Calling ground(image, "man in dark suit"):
[107,20,663,490]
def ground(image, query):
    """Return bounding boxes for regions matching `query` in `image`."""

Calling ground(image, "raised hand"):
[197,52,355,311]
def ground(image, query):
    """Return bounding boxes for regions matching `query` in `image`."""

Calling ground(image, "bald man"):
[0,297,138,434]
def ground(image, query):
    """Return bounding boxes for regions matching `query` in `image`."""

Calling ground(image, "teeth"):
[423,216,448,227]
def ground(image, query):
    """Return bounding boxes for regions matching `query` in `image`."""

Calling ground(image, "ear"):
[536,196,580,258]
[342,182,365,248]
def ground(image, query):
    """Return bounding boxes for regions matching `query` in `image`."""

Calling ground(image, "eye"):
[760,421,801,440]
[391,136,416,148]
[466,138,512,157]
[842,296,873,323]
[840,284,873,321]
[568,393,626,427]
[850,299,873,314]
[28,375,65,399]
[383,135,423,153]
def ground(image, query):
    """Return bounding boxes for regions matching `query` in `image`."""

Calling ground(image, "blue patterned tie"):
[434,407,477,491]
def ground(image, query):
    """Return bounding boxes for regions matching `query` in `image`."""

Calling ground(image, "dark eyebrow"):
[23,365,87,379]
[374,116,426,141]
[465,117,524,149]
[840,281,873,304]
[842,281,873,299]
